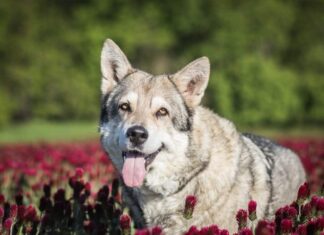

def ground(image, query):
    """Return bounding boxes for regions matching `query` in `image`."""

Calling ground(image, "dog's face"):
[99,39,210,195]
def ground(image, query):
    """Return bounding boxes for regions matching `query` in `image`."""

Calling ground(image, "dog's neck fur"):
[122,106,270,234]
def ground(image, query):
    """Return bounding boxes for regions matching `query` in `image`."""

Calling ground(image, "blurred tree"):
[283,0,324,124]
[207,55,300,126]
[0,0,322,127]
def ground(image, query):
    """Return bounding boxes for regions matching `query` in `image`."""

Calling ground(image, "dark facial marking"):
[99,94,110,125]
[166,75,193,132]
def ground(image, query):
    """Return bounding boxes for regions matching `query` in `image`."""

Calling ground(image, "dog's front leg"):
[122,186,146,229]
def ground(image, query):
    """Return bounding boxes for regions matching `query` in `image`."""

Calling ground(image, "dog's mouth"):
[121,146,163,187]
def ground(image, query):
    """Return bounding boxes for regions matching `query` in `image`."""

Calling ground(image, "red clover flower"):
[236,209,248,230]
[151,226,163,235]
[119,214,131,235]
[184,195,197,219]
[280,218,293,234]
[248,200,257,221]
[297,182,310,204]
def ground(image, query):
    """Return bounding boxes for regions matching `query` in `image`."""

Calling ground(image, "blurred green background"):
[0,0,323,142]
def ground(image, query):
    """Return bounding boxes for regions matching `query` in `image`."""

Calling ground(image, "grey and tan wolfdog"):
[99,39,306,234]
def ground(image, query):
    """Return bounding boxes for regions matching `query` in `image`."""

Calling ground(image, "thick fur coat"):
[99,39,306,234]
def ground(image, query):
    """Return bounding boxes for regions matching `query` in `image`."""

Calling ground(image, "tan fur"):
[99,39,306,234]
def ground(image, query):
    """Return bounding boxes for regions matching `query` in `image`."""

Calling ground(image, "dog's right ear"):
[100,39,133,95]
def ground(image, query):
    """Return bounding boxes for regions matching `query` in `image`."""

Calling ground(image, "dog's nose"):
[126,125,148,146]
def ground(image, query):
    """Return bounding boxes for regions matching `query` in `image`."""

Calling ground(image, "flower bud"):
[220,230,230,235]
[236,209,248,230]
[280,219,292,234]
[184,226,198,235]
[208,225,219,234]
[296,224,307,235]
[119,214,131,235]
[297,182,310,204]
[23,205,37,222]
[75,167,84,179]
[287,206,298,219]
[151,226,163,235]
[255,220,275,235]
[18,205,26,220]
[4,218,13,230]
[248,200,257,221]
[316,198,324,215]
[238,228,253,235]
[9,204,18,219]
[184,195,197,219]
[316,216,324,232]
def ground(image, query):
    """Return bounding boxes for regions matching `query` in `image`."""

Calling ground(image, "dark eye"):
[156,108,168,117]
[119,103,131,112]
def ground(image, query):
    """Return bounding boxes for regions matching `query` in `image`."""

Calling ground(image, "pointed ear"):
[171,57,210,108]
[100,39,133,95]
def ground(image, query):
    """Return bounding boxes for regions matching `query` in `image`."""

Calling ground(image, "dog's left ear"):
[172,57,210,108]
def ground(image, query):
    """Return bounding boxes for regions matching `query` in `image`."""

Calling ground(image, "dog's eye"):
[119,103,131,112]
[156,108,168,117]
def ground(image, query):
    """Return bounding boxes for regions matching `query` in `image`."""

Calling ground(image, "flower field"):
[0,138,323,235]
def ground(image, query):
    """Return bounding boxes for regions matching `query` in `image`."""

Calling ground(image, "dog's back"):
[243,133,306,217]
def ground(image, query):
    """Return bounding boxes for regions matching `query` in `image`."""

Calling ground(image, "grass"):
[0,120,99,144]
[0,120,323,144]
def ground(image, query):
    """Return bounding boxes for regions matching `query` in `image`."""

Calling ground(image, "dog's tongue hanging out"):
[122,153,147,187]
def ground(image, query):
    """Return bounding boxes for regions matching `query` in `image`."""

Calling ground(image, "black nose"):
[126,125,148,146]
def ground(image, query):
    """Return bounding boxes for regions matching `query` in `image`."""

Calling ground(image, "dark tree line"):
[0,0,323,127]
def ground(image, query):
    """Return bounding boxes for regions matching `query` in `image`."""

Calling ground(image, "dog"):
[99,39,306,234]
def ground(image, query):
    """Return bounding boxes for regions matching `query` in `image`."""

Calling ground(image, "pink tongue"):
[122,156,147,187]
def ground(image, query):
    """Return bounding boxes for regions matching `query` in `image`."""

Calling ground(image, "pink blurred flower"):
[17,205,26,220]
[75,167,84,179]
[85,182,91,192]
[4,218,13,230]
[301,203,312,220]
[23,205,38,221]
[9,204,18,219]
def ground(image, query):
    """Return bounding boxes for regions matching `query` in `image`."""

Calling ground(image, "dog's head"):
[99,39,210,195]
